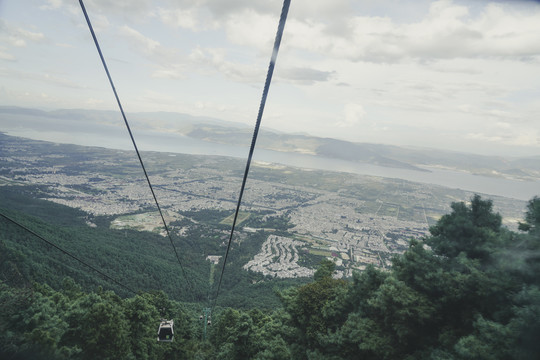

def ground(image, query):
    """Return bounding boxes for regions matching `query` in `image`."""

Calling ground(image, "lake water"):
[5,127,539,201]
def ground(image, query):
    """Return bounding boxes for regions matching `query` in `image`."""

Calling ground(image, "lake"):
[5,127,539,201]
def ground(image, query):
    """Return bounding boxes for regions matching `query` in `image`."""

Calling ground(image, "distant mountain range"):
[1,106,539,181]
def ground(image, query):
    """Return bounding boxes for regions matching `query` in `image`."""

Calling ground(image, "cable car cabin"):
[157,319,174,342]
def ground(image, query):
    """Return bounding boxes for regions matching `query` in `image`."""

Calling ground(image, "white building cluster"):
[243,235,314,278]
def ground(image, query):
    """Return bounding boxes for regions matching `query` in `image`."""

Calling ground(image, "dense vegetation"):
[0,185,307,308]
[1,194,539,359]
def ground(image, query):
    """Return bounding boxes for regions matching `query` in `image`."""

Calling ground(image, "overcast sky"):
[1,0,540,156]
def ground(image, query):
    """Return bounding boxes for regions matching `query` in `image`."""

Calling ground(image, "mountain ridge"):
[1,106,539,180]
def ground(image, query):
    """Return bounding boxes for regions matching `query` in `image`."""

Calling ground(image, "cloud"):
[117,25,178,63]
[282,0,540,63]
[456,101,527,124]
[0,19,45,48]
[278,67,335,85]
[202,0,278,20]
[186,46,265,82]
[55,43,75,48]
[40,0,85,17]
[495,121,511,129]
[87,13,111,32]
[118,25,159,53]
[114,20,273,83]
[0,68,82,89]
[194,100,236,113]
[1,0,538,159]
[85,97,106,106]
[427,62,482,75]
[41,0,540,65]
[149,44,265,83]
[116,25,193,79]
[338,103,366,127]
[41,0,156,27]
[156,7,202,31]
[465,130,539,148]
[151,66,187,80]
[39,0,64,10]
[223,9,279,50]
[87,0,153,18]
[0,46,15,61]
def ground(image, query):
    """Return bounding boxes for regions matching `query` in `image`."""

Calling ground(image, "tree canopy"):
[1,195,539,359]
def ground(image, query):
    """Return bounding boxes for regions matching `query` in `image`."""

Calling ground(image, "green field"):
[308,248,333,257]
[220,211,251,226]
[110,211,181,233]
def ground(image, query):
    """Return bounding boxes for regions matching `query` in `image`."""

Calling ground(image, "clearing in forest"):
[110,211,182,235]
[220,211,251,226]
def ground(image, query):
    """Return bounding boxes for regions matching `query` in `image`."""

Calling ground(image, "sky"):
[1,0,540,157]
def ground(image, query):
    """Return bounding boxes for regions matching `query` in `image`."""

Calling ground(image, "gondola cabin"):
[157,319,174,342]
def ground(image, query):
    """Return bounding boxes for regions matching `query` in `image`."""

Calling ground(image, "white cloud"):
[339,103,366,128]
[157,7,198,31]
[87,0,153,18]
[40,0,83,17]
[495,121,511,129]
[0,46,15,61]
[2,0,539,157]
[40,0,64,10]
[283,0,540,62]
[0,68,82,89]
[118,25,160,54]
[115,22,270,83]
[223,9,278,50]
[194,100,236,113]
[117,25,179,64]
[465,130,539,148]
[186,46,265,83]
[0,19,45,48]
[85,97,105,106]
[277,67,335,85]
[40,0,540,63]
[292,0,352,21]
[55,43,75,48]
[131,90,188,112]
[156,6,213,31]
[151,66,187,80]
[87,13,111,32]
[202,0,278,20]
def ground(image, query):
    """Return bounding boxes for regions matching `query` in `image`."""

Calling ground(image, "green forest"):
[1,193,540,359]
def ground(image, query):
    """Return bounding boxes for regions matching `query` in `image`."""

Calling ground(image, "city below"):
[0,133,529,279]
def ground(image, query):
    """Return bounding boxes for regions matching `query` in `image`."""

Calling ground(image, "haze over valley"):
[0,132,530,280]
[2,106,540,200]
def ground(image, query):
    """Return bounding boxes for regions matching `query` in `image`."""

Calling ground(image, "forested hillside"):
[0,185,307,308]
[1,195,539,359]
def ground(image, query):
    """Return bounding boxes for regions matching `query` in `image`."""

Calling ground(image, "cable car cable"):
[78,0,194,298]
[0,211,138,296]
[211,0,291,312]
